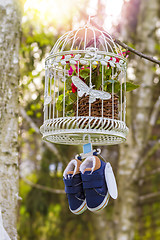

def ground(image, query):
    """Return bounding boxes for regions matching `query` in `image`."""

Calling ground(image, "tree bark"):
[114,0,160,239]
[0,0,21,239]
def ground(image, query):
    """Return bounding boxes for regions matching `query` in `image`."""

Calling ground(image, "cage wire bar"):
[40,24,129,145]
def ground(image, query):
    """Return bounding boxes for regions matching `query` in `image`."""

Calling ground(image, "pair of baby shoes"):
[63,155,118,214]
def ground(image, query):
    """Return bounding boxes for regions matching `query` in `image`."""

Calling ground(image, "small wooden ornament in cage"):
[40,23,129,145]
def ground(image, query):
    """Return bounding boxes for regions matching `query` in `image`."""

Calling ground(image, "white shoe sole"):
[69,199,87,215]
[87,192,110,212]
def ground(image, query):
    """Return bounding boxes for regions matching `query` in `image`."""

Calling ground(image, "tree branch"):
[129,96,160,180]
[21,177,65,194]
[139,167,160,181]
[129,140,160,183]
[89,18,160,65]
[139,191,160,203]
[113,38,160,65]
[20,107,61,160]
[138,140,160,169]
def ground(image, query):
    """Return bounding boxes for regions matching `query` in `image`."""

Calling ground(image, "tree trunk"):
[114,0,159,239]
[0,0,21,239]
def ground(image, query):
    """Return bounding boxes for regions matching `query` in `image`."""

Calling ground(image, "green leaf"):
[57,94,64,101]
[106,83,112,93]
[107,81,120,93]
[72,70,77,76]
[28,128,36,134]
[79,69,90,79]
[122,82,140,92]
[66,77,72,90]
[70,92,77,101]
[115,82,121,93]
[156,118,160,125]
[155,43,160,52]
[30,104,36,111]
[27,110,33,116]
[95,73,102,89]
[56,94,64,111]
[66,104,73,111]
[35,103,41,110]
[36,112,42,118]
[56,100,63,111]
[66,110,74,117]
[105,68,112,76]
[65,94,69,103]
[106,79,116,84]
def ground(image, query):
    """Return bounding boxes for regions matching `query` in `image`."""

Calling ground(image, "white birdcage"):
[40,23,129,145]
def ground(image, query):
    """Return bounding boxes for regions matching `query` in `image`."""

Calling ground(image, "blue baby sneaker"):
[63,159,87,214]
[80,156,110,212]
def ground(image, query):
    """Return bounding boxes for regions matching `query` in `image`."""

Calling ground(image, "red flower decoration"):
[71,83,77,93]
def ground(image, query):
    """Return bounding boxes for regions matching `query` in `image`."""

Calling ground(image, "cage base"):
[40,117,128,145]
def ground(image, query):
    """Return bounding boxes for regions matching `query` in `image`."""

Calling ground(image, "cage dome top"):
[46,24,126,68]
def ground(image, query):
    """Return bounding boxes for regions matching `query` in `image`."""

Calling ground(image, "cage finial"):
[87,15,97,26]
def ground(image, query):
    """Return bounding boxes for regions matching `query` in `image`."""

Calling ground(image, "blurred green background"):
[17,0,160,239]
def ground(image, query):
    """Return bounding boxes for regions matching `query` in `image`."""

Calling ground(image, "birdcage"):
[40,23,129,145]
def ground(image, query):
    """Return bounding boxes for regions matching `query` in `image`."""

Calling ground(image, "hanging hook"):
[85,15,97,27]
[82,134,91,142]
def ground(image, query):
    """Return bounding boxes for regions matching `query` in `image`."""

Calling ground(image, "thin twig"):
[139,167,160,181]
[114,39,160,65]
[22,177,65,194]
[139,191,160,202]
[89,18,160,65]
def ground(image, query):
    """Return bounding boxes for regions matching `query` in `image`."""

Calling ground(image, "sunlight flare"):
[87,0,126,30]
[104,0,124,30]
[24,0,79,25]
[24,0,126,30]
